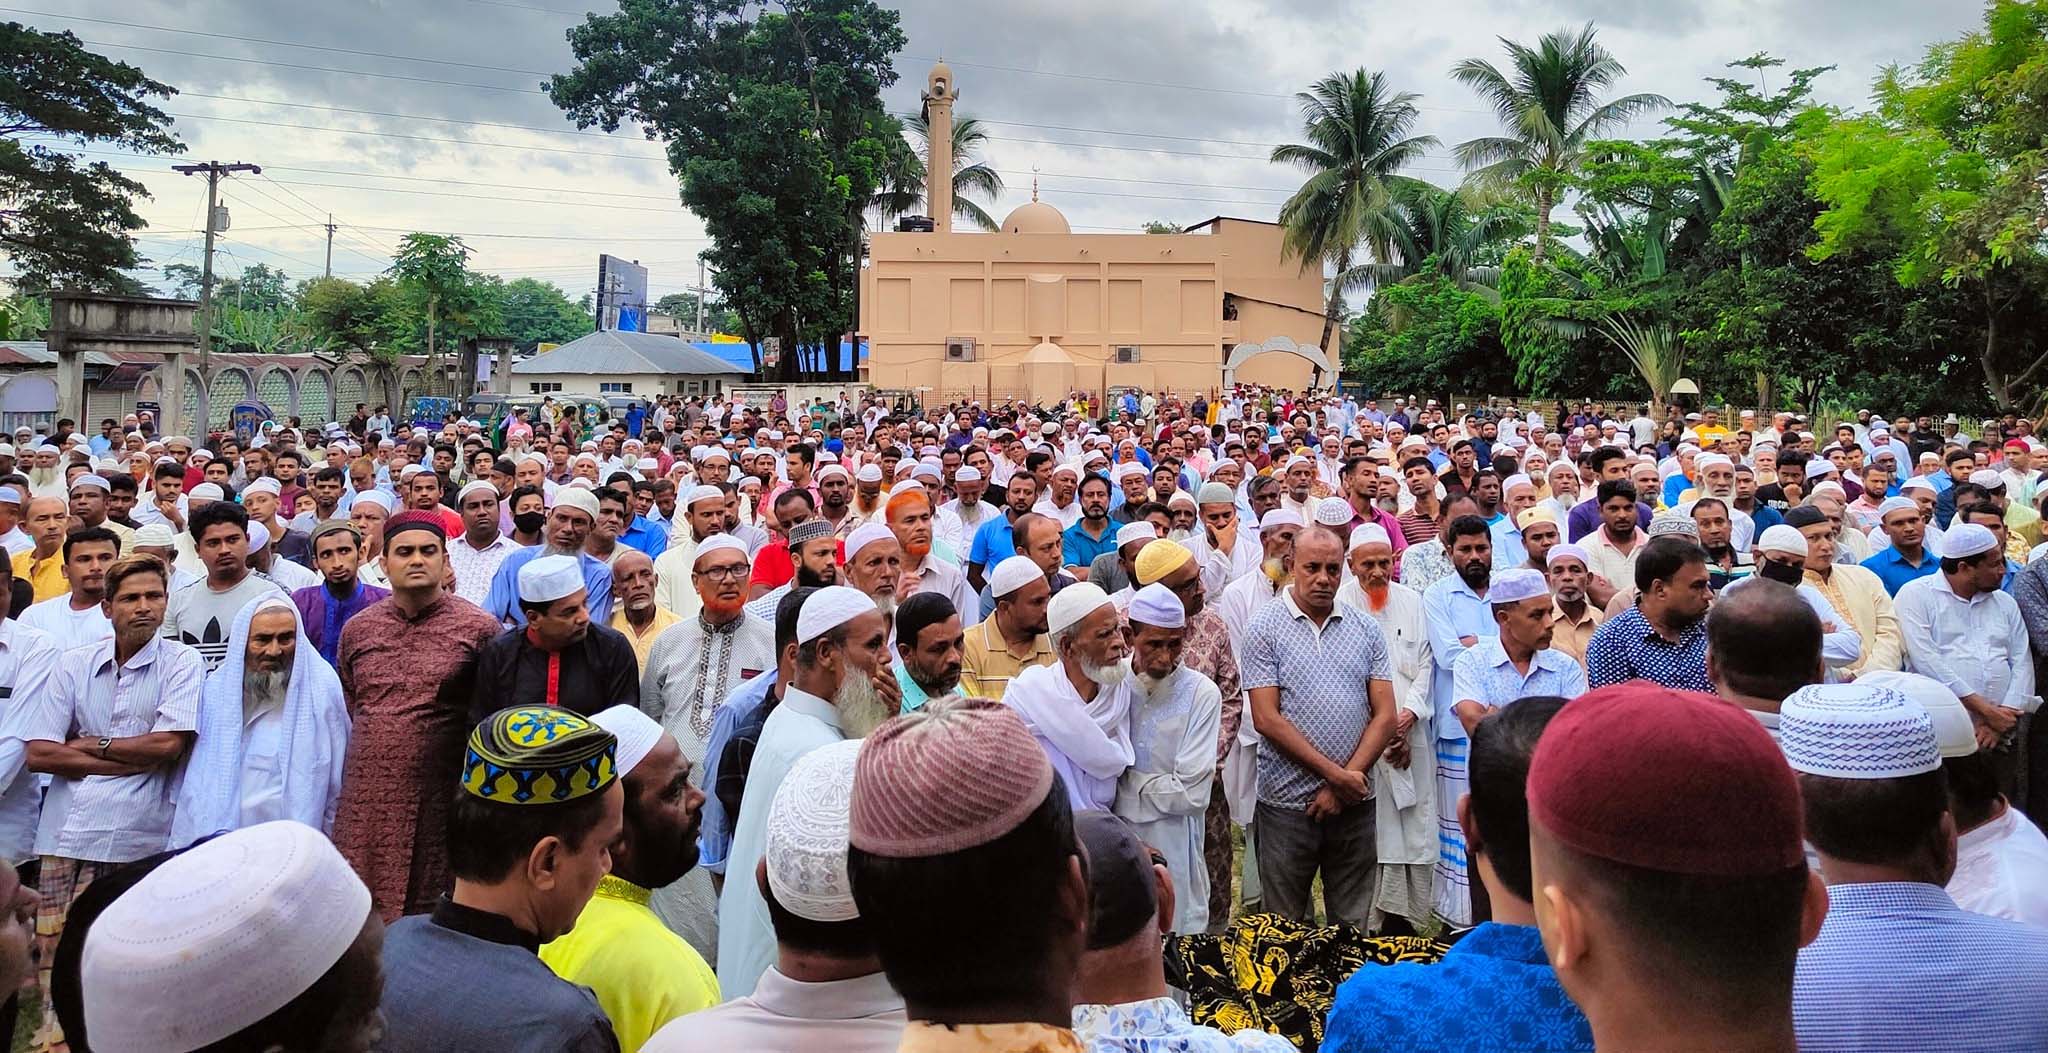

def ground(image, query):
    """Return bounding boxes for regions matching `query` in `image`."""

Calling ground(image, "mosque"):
[858,62,1340,406]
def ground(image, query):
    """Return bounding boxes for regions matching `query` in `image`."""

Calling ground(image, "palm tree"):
[1271,69,1440,360]
[1450,23,1668,261]
[1338,182,1531,298]
[870,114,1005,231]
[1598,314,1686,408]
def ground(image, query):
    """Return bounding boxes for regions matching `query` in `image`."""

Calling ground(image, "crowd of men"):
[0,388,2044,1052]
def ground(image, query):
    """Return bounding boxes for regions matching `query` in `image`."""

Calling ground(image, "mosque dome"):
[1002,200,1070,234]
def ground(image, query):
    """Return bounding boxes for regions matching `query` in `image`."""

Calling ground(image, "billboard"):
[595,254,649,332]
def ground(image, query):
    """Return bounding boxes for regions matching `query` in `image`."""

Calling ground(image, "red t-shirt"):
[749,534,844,589]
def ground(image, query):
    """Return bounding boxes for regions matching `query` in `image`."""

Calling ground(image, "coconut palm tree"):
[1337,182,1531,298]
[1271,68,1440,360]
[870,114,1005,231]
[1450,23,1668,262]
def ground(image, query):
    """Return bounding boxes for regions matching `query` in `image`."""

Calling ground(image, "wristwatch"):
[96,737,112,758]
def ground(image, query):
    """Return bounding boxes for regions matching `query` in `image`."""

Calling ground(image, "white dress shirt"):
[1895,572,2037,713]
[0,621,61,862]
[1950,805,2048,927]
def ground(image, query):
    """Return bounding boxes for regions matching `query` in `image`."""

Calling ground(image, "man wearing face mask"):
[1726,526,1863,680]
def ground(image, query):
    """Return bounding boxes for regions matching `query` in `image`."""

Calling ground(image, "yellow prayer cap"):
[1133,538,1194,585]
[1517,506,1561,530]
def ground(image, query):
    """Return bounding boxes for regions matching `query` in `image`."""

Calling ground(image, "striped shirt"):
[22,635,204,862]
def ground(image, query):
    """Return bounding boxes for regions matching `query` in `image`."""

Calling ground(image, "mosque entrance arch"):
[1223,336,1334,387]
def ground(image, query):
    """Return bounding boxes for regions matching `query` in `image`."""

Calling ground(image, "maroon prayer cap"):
[383,509,446,543]
[1527,682,1804,876]
[848,699,1054,858]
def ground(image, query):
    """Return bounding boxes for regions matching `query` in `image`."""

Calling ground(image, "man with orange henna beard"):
[884,480,976,618]
[1336,522,1438,935]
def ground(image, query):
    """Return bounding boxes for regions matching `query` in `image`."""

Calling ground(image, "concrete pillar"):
[925,62,956,235]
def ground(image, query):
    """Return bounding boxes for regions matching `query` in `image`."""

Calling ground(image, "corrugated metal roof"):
[510,329,748,376]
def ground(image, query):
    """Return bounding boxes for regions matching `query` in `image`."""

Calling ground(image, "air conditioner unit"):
[945,338,976,362]
[1113,345,1142,364]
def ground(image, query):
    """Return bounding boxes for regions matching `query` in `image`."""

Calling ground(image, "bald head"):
[23,496,66,553]
[610,547,658,615]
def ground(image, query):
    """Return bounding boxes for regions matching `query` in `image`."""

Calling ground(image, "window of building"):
[598,382,633,393]
[529,382,563,393]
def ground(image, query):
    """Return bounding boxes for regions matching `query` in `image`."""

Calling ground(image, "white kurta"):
[1339,579,1437,928]
[1115,665,1220,934]
[1184,530,1261,601]
[1949,805,2048,926]
[1005,663,1134,813]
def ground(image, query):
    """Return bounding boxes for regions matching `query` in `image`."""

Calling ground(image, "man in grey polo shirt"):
[1239,526,1398,929]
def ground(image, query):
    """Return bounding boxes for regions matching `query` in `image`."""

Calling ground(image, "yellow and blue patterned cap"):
[461,706,617,805]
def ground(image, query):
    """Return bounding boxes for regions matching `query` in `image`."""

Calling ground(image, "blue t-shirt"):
[1325,922,1593,1053]
[968,514,1017,569]
[1061,520,1119,569]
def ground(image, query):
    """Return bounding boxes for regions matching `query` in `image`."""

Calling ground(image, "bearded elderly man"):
[882,481,976,619]
[1113,583,1222,934]
[841,521,906,628]
[472,553,638,720]
[1336,523,1438,934]
[170,595,350,847]
[1004,582,1136,813]
[609,548,678,672]
[717,585,899,1000]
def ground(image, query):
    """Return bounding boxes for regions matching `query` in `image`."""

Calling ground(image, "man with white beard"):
[170,596,350,844]
[1003,582,1135,812]
[716,584,899,1000]
[1335,523,1438,934]
[1113,583,1221,933]
[25,445,63,501]
[841,521,905,626]
[1214,510,1302,656]
[1676,453,1756,552]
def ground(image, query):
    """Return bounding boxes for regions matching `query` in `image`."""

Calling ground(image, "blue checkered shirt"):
[1794,881,2048,1052]
[1584,604,1712,692]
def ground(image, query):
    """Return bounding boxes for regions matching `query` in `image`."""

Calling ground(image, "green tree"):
[1450,23,1668,261]
[492,277,593,351]
[653,290,742,334]
[550,0,905,381]
[1270,68,1440,369]
[871,113,1005,231]
[0,24,181,292]
[0,293,47,339]
[389,234,496,388]
[1339,182,1530,298]
[1141,220,1181,234]
[1345,275,1511,396]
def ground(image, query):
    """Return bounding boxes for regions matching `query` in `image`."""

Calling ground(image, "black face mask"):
[513,511,546,535]
[1758,558,1804,586]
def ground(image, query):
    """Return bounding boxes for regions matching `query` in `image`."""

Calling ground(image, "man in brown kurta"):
[332,510,503,920]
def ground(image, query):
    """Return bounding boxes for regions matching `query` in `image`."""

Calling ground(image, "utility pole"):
[173,161,261,376]
[325,214,336,278]
[696,258,706,333]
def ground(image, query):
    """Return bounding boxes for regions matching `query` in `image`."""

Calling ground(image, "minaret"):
[924,61,956,234]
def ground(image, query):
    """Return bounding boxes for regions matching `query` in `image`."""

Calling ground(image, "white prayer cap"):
[1283,454,1312,470]
[1804,459,1838,480]
[1114,461,1148,481]
[68,473,109,492]
[1348,522,1391,552]
[892,460,917,479]
[1501,473,1535,494]
[591,704,665,776]
[1311,499,1354,527]
[1115,521,1156,548]
[1780,683,1939,779]
[1855,671,1976,759]
[134,523,175,548]
[1488,568,1550,605]
[188,447,213,462]
[698,448,731,464]
[1047,582,1114,636]
[766,738,863,922]
[1940,522,1999,560]
[188,482,225,501]
[65,432,86,444]
[1259,508,1304,532]
[1969,468,2006,491]
[351,489,396,514]
[855,463,884,483]
[693,533,748,565]
[553,487,600,520]
[1128,582,1185,629]
[1876,496,1919,521]
[912,462,943,483]
[0,487,18,505]
[519,553,585,604]
[954,465,982,483]
[817,464,851,483]
[0,444,14,458]
[989,555,1043,598]
[797,584,881,645]
[1809,481,1847,501]
[1756,524,1809,557]
[246,519,270,553]
[1696,453,1733,470]
[1546,542,1590,569]
[1051,461,1082,480]
[683,483,725,508]
[81,820,370,1053]
[1168,490,1197,510]
[635,457,659,472]
[400,464,427,479]
[242,477,282,497]
[458,480,499,504]
[844,522,898,563]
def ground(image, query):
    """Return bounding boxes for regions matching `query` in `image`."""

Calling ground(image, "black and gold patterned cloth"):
[1164,912,1451,1052]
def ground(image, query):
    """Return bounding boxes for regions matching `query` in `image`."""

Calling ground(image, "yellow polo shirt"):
[12,549,64,603]
[541,875,719,1053]
[959,612,1056,702]
[610,605,682,672]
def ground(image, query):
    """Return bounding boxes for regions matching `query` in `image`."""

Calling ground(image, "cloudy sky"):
[18,0,1983,304]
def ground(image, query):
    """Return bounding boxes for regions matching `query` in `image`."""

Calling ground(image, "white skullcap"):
[817,464,851,483]
[1941,522,1999,560]
[989,554,1043,598]
[1488,568,1551,605]
[1696,453,1733,470]
[1876,496,1919,521]
[635,457,659,472]
[591,704,665,776]
[553,487,600,520]
[1283,454,1312,470]
[698,448,730,463]
[1969,469,2004,490]
[1114,461,1148,482]
[1259,508,1304,532]
[0,487,17,505]
[1501,473,1535,494]
[693,533,748,565]
[1756,524,1809,557]
[954,465,982,483]
[912,462,943,482]
[766,738,863,923]
[65,432,86,444]
[69,473,109,492]
[1047,581,1114,636]
[892,461,916,479]
[242,477,281,497]
[134,523,175,547]
[684,483,725,508]
[844,521,898,562]
[1348,522,1391,552]
[797,584,881,644]
[1805,459,1839,480]
[518,553,585,604]
[81,820,370,1053]
[188,482,225,501]
[351,489,396,514]
[246,519,270,553]
[1546,542,1589,568]
[1051,461,1082,480]
[855,463,884,483]
[1168,490,1197,510]
[35,443,59,455]
[1810,481,1847,501]
[1115,521,1157,548]
[1311,499,1355,527]
[1781,683,1939,779]
[400,464,427,478]
[1856,671,1976,759]
[0,444,14,457]
[458,480,499,504]
[1128,582,1185,629]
